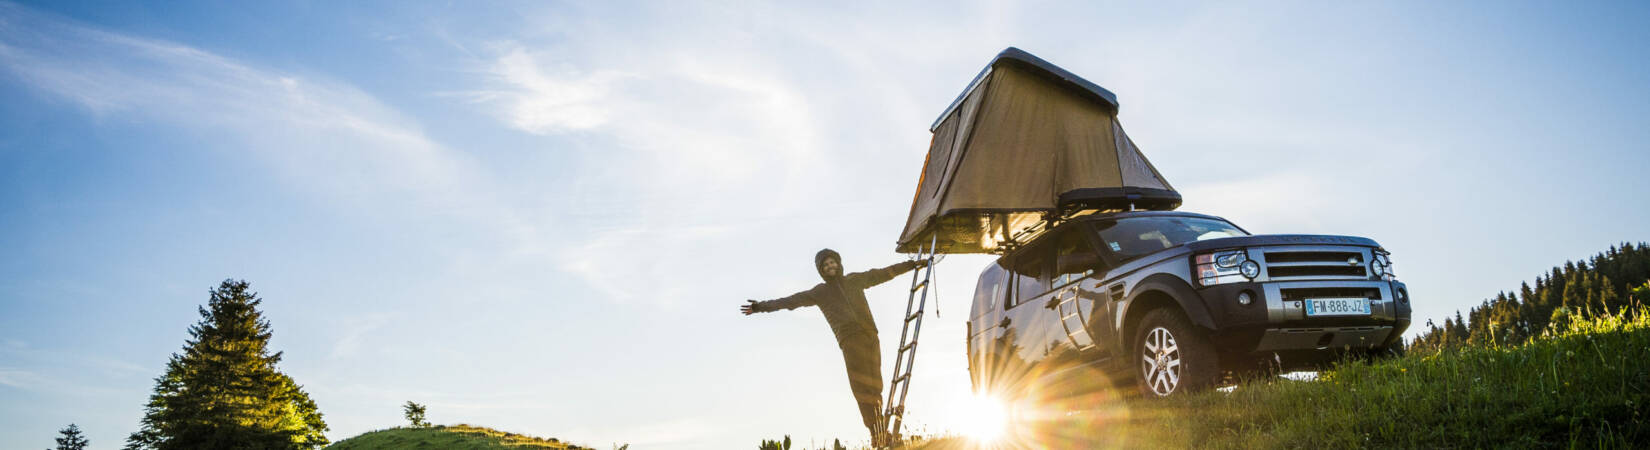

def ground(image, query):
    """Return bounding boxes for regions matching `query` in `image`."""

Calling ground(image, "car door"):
[1087,219,1149,362]
[1048,226,1112,360]
[999,240,1058,378]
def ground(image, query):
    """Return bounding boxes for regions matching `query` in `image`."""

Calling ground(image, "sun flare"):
[957,393,1010,444]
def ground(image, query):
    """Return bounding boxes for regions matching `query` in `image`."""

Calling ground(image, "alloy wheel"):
[1141,326,1182,396]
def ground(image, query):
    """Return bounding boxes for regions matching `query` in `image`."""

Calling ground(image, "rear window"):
[1011,253,1048,307]
[1093,216,1246,260]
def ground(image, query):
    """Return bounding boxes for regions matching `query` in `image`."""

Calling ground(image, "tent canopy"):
[897,47,1180,254]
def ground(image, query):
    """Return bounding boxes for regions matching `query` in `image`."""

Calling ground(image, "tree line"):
[1410,242,1650,352]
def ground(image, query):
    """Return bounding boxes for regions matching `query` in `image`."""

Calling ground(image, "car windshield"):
[1093,216,1247,260]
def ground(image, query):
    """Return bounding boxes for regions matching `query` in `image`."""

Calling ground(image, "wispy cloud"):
[0,1,541,251]
[0,368,35,389]
[465,37,840,302]
[328,313,394,360]
[472,45,631,133]
[0,339,149,377]
[454,4,1003,304]
[0,367,127,396]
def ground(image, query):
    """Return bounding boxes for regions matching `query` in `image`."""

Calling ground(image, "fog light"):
[1239,260,1261,279]
[1237,291,1254,306]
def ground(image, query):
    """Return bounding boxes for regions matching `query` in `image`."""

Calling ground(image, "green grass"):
[909,308,1650,449]
[325,424,596,450]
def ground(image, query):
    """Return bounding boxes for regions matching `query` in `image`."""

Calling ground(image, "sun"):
[956,393,1010,444]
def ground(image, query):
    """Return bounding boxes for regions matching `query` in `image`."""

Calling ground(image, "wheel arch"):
[1116,273,1216,355]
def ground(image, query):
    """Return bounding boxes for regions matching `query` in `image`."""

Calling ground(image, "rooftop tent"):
[896,47,1180,254]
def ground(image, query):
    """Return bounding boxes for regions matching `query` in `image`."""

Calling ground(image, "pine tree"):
[1412,242,1650,353]
[125,279,329,450]
[55,423,89,450]
[1450,311,1469,343]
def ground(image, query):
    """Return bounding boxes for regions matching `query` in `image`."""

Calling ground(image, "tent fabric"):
[896,48,1180,254]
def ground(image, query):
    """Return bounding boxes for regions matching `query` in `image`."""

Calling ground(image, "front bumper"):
[1199,280,1411,353]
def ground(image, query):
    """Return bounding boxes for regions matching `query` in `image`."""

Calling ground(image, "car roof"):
[1060,210,1227,230]
[1009,210,1235,252]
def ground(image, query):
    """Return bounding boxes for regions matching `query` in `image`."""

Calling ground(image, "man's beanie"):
[815,248,841,277]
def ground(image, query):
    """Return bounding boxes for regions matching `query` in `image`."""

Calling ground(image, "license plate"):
[1305,298,1371,316]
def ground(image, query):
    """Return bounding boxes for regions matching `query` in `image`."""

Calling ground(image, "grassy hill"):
[907,306,1649,449]
[325,424,597,450]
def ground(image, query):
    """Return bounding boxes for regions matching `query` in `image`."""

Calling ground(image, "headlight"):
[1371,252,1398,281]
[1195,250,1253,286]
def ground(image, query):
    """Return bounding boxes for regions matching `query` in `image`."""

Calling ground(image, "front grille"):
[1280,287,1382,301]
[1264,251,1368,279]
[1270,266,1367,277]
[1266,251,1361,264]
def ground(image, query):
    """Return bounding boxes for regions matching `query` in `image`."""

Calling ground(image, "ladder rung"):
[883,248,934,440]
[1061,313,1080,320]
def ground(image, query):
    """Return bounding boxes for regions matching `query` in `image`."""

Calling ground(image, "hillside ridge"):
[325,424,598,450]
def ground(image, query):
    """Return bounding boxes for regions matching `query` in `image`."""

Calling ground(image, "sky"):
[2,0,1648,448]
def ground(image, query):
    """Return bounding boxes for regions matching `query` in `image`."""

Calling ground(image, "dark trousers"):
[837,333,883,434]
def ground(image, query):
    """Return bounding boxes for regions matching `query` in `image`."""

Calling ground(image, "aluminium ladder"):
[879,234,937,447]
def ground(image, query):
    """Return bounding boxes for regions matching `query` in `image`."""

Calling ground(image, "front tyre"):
[1133,308,1218,397]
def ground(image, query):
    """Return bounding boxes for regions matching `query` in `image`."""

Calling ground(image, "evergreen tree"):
[125,279,329,450]
[54,423,89,450]
[1412,242,1650,353]
[1452,309,1465,341]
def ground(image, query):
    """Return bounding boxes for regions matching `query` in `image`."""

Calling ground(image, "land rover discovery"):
[965,211,1411,398]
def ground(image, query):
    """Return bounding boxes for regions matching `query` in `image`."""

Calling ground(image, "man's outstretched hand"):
[741,300,758,316]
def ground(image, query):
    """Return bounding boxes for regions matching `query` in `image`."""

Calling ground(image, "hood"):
[1183,234,1382,252]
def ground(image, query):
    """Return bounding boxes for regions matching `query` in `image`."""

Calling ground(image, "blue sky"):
[3,1,1648,448]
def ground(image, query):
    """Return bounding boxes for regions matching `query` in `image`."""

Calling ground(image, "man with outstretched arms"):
[741,249,924,446]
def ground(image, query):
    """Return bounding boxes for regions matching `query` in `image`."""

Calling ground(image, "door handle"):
[1045,297,1060,310]
[998,317,1011,328]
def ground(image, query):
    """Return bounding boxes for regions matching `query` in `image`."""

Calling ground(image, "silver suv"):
[966,211,1411,398]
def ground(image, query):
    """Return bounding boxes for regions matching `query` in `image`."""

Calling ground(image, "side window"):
[1011,249,1050,307]
[1053,229,1104,287]
[971,263,1007,316]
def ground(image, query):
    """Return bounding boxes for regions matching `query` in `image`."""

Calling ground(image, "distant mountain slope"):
[325,425,595,450]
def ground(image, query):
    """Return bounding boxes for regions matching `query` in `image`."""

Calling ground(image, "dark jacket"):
[752,260,920,344]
